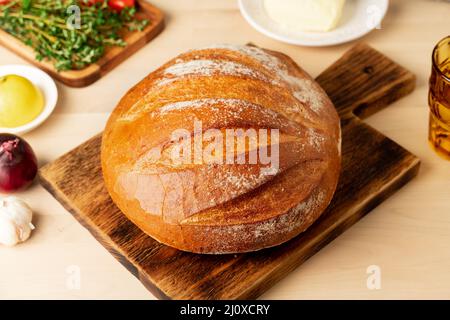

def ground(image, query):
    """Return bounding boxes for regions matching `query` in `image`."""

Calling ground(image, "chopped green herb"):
[0,0,149,71]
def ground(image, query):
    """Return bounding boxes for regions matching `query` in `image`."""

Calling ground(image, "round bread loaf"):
[101,45,341,254]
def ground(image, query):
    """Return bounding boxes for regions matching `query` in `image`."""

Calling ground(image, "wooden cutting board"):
[0,0,164,88]
[39,43,419,300]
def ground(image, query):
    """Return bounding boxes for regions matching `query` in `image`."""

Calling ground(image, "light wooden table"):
[1,0,449,300]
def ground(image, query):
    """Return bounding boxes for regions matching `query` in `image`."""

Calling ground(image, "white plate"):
[0,65,58,135]
[239,0,389,47]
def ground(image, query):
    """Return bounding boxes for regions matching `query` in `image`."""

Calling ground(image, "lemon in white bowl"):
[0,74,45,128]
[0,65,58,135]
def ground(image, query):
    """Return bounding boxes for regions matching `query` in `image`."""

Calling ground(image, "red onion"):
[0,134,37,193]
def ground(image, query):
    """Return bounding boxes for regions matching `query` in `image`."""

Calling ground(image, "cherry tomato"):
[0,0,11,5]
[108,0,136,12]
[83,0,135,12]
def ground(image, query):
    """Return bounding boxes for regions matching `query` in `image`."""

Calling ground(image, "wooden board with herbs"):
[39,43,420,300]
[0,0,164,87]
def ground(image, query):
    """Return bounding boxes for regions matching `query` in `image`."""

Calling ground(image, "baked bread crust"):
[101,45,341,254]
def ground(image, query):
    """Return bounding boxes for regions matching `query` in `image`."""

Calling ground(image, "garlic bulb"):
[0,196,34,246]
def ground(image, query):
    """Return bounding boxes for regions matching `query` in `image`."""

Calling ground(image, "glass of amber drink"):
[429,36,450,160]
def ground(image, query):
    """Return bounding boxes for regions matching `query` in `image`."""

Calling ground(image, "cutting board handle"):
[316,43,416,119]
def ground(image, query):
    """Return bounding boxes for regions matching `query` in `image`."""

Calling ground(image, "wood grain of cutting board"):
[0,0,164,87]
[39,43,420,300]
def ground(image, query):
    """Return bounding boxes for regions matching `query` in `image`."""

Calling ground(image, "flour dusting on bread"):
[203,44,326,114]
[157,59,279,87]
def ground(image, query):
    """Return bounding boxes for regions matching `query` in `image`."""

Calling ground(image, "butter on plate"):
[264,0,346,32]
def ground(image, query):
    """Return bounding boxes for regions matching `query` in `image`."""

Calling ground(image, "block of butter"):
[264,0,346,32]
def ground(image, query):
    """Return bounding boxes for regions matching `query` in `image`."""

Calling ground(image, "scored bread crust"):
[101,45,341,254]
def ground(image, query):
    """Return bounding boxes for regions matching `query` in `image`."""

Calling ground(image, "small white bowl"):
[239,0,389,47]
[0,65,58,135]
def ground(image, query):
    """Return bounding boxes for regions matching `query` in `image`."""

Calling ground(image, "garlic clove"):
[0,196,34,246]
[18,225,32,242]
[0,214,20,246]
